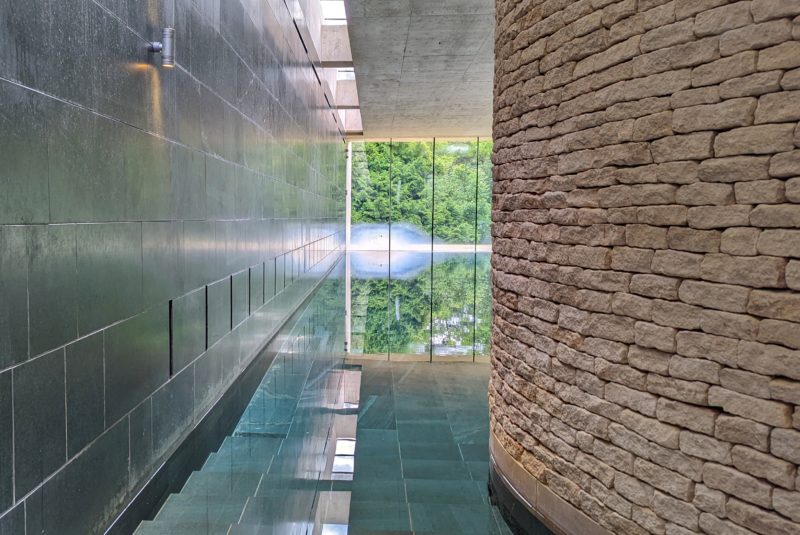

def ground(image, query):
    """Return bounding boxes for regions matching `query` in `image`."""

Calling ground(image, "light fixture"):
[148,28,175,68]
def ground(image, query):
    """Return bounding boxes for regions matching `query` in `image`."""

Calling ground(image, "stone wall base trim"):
[490,431,612,535]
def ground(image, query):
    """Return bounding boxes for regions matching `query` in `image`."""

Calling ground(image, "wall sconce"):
[148,28,176,68]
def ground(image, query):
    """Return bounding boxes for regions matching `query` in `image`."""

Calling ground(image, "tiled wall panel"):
[0,0,346,531]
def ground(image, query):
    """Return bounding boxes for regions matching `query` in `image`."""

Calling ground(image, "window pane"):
[475,252,492,360]
[432,253,476,362]
[433,140,479,245]
[351,142,391,250]
[349,251,390,358]
[477,138,493,246]
[389,141,433,252]
[389,251,431,361]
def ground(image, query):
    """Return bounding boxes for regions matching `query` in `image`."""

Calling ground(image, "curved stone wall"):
[490,2,800,534]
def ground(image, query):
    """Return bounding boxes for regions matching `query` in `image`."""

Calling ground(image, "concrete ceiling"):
[344,0,494,138]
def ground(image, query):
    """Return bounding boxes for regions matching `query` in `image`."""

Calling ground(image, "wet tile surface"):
[135,346,511,534]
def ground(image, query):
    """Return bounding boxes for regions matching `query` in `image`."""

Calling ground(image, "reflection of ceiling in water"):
[350,223,490,254]
[349,250,488,279]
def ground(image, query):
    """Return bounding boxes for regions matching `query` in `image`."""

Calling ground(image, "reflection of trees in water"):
[353,255,492,357]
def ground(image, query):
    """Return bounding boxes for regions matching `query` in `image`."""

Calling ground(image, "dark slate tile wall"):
[0,0,346,532]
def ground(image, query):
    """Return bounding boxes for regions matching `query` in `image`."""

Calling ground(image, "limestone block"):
[720,227,760,256]
[730,444,796,489]
[634,458,694,500]
[708,385,793,427]
[734,179,785,204]
[702,463,772,508]
[727,497,800,535]
[687,205,752,229]
[771,428,800,464]
[715,415,771,451]
[680,431,732,464]
[715,124,796,156]
[678,279,750,313]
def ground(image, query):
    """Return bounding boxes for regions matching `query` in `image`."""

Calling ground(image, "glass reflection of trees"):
[352,140,492,244]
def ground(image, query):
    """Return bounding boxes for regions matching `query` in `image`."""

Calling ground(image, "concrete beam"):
[321,25,353,68]
[336,79,360,109]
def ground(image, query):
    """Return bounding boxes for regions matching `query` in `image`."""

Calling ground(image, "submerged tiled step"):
[133,520,233,535]
[180,471,264,497]
[153,493,249,524]
[202,436,281,473]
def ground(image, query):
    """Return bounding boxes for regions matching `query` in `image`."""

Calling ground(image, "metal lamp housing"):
[148,28,175,68]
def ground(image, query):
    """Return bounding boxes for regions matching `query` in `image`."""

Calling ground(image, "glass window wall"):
[349,138,492,362]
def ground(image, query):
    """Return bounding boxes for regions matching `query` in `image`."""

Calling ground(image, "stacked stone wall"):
[490,1,800,534]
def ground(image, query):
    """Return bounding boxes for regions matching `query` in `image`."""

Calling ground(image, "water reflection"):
[348,251,491,361]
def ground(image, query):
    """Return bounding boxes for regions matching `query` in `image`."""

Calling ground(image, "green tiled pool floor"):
[135,343,512,534]
[344,361,512,535]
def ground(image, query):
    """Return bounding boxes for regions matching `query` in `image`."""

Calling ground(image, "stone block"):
[626,224,668,249]
[693,485,727,518]
[719,70,783,98]
[675,330,739,366]
[651,132,715,163]
[611,247,655,273]
[734,179,785,204]
[751,0,800,22]
[628,345,671,374]
[653,491,700,530]
[770,378,800,404]
[680,431,732,464]
[715,415,771,451]
[634,458,694,500]
[731,444,796,489]
[699,513,760,535]
[675,182,734,206]
[727,497,800,535]
[648,373,710,405]
[694,2,753,37]
[657,397,717,434]
[720,227,760,256]
[667,227,721,253]
[611,293,653,320]
[755,90,800,123]
[652,299,703,329]
[620,409,681,448]
[700,253,785,288]
[692,51,757,87]
[630,274,680,299]
[678,280,750,313]
[747,291,800,322]
[672,98,756,133]
[698,155,770,183]
[708,385,793,427]
[714,124,796,156]
[668,355,720,384]
[651,250,703,278]
[758,41,800,71]
[720,19,793,57]
[605,382,658,416]
[771,428,800,464]
[773,489,800,522]
[719,368,771,398]
[615,472,654,507]
[769,150,800,178]
[702,463,772,508]
[634,321,677,352]
[688,205,751,229]
[750,204,800,227]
